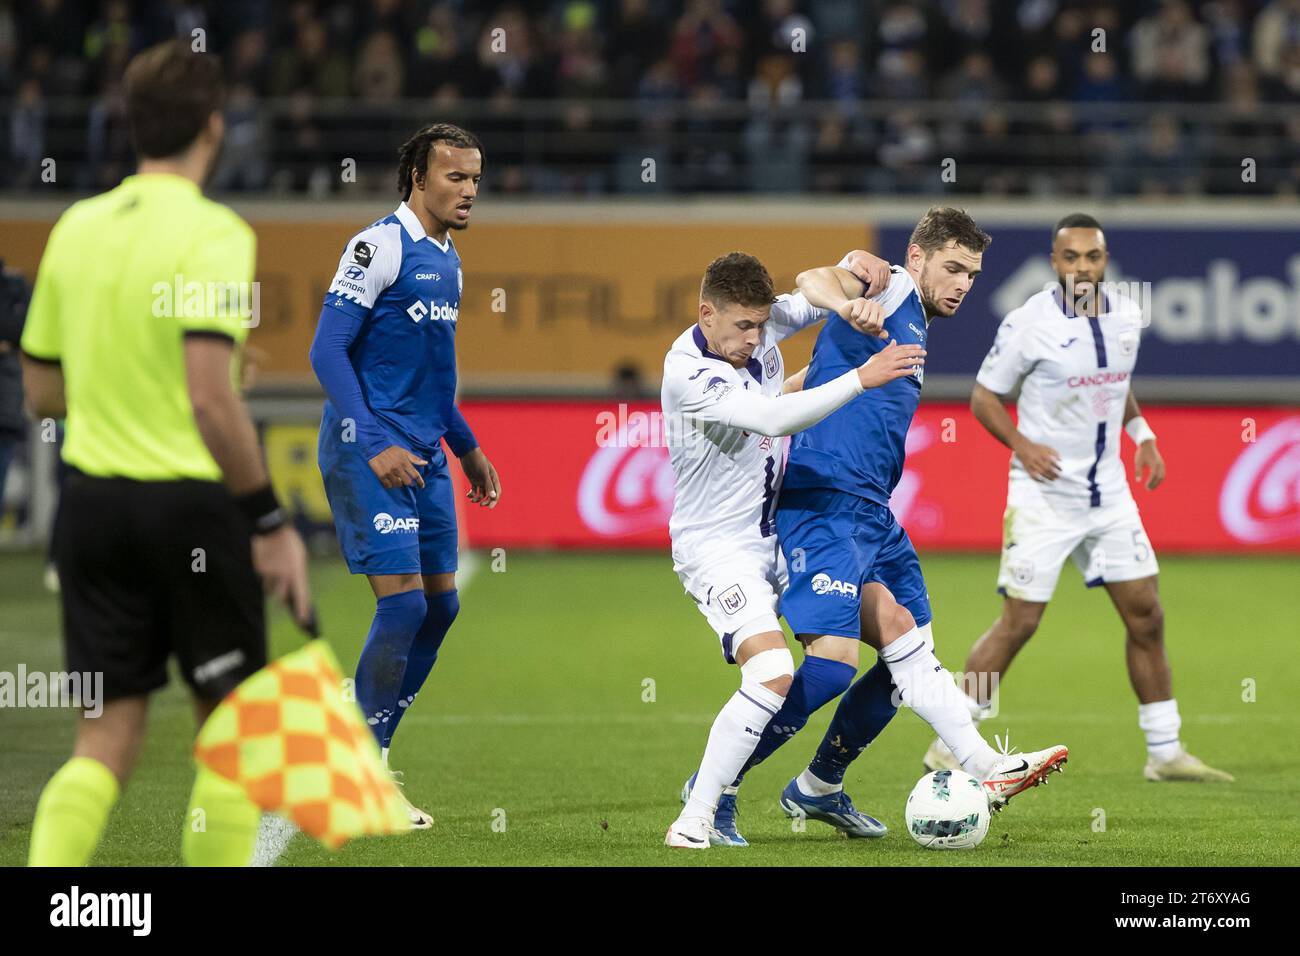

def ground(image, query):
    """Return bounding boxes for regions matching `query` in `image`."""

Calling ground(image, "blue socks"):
[807,658,898,786]
[384,589,460,743]
[354,590,427,746]
[734,655,857,784]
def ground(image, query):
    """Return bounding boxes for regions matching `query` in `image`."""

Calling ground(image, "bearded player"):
[922,213,1232,783]
[310,123,502,829]
[691,208,1070,846]
[662,250,928,848]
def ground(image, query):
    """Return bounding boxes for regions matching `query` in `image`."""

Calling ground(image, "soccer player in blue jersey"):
[688,209,1068,845]
[310,123,500,828]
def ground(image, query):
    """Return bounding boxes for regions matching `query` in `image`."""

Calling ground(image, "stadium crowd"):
[1,0,1298,196]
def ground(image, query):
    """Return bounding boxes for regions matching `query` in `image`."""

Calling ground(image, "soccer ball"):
[904,769,991,850]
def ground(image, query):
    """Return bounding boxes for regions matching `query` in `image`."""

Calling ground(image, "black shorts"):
[55,469,266,703]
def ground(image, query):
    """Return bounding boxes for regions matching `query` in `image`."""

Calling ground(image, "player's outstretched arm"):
[795,267,889,339]
[971,382,1061,482]
[708,341,924,438]
[783,365,808,394]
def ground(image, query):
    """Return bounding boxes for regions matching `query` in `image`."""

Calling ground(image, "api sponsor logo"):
[810,573,858,598]
[373,512,419,534]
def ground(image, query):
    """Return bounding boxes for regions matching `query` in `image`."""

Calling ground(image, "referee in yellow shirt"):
[22,40,312,866]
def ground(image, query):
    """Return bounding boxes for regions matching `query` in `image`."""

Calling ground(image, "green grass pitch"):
[2,549,1297,866]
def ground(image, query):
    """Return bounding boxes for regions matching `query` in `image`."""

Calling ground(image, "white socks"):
[681,681,785,821]
[797,768,841,797]
[1138,699,1182,761]
[881,627,999,779]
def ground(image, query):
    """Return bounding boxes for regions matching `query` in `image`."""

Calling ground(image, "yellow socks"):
[28,756,120,866]
[182,766,260,866]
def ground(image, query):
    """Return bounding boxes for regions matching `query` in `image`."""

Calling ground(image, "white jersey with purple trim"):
[663,291,829,577]
[977,286,1145,509]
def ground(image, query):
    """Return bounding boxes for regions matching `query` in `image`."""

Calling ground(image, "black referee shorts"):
[55,469,266,703]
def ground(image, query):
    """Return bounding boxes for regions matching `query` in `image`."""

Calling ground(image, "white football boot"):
[1144,748,1234,782]
[389,770,433,829]
[665,815,717,850]
[923,736,962,772]
[981,733,1069,811]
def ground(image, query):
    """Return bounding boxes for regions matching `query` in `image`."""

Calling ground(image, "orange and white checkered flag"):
[194,640,410,848]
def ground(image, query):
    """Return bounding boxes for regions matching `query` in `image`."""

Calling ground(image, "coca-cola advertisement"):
[456,400,1300,554]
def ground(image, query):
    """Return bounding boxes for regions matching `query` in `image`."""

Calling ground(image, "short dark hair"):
[700,252,774,308]
[124,40,224,159]
[397,123,484,199]
[908,206,992,256]
[1053,212,1104,239]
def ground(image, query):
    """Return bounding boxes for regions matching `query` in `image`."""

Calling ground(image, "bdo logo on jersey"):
[373,512,419,534]
[811,573,858,598]
[406,300,460,323]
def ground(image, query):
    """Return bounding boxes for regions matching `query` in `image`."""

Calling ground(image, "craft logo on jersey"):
[763,348,779,380]
[811,573,858,598]
[406,299,460,323]
[717,584,747,615]
[352,241,375,267]
[373,512,419,534]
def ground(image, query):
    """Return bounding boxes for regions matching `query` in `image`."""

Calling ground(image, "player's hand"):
[839,298,889,340]
[459,447,501,508]
[252,525,314,630]
[857,340,925,389]
[1014,437,1062,482]
[1134,440,1165,491]
[842,249,891,296]
[369,445,427,489]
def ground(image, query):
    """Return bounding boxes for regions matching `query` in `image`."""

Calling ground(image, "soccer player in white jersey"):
[923,213,1232,782]
[662,251,926,848]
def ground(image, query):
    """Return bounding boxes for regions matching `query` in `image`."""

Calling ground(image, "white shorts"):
[997,489,1159,603]
[676,544,787,663]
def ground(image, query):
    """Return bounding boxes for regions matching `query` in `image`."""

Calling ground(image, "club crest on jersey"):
[1008,558,1035,586]
[1118,328,1139,356]
[406,300,460,323]
[811,573,858,598]
[717,584,747,615]
[373,512,419,534]
[352,241,376,267]
[763,348,779,380]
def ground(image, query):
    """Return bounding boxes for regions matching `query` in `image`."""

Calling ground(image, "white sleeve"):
[680,367,864,437]
[325,221,402,311]
[976,316,1035,395]
[765,291,830,344]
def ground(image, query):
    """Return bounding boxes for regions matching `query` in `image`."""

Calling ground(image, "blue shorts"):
[777,487,931,639]
[318,426,458,577]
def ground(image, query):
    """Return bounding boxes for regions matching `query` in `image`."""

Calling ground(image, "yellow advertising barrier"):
[4,215,872,385]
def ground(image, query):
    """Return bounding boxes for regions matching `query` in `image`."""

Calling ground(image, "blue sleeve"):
[443,404,478,457]
[309,303,393,460]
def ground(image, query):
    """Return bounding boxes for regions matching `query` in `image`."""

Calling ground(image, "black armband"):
[235,484,287,535]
